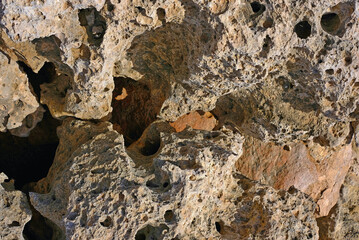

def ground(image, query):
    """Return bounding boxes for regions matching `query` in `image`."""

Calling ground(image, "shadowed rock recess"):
[0,0,358,239]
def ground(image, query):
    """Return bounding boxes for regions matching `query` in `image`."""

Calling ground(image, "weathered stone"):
[29,119,319,239]
[0,0,358,238]
[0,52,39,133]
[9,105,45,137]
[0,173,32,240]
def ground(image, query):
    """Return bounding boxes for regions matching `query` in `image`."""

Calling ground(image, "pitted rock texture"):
[30,119,319,239]
[0,0,358,239]
[0,173,32,240]
[0,0,357,143]
[0,52,40,133]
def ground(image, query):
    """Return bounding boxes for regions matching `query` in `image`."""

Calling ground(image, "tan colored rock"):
[0,30,46,73]
[0,51,39,132]
[236,136,353,216]
[209,0,229,15]
[0,173,32,240]
[0,0,358,238]
[0,0,357,140]
[9,105,45,137]
[30,119,319,239]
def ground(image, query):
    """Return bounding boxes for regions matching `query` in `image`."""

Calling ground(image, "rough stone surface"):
[30,119,319,239]
[0,51,40,133]
[0,173,32,240]
[0,0,358,239]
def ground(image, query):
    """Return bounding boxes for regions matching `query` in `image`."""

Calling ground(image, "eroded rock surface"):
[0,173,32,240]
[0,0,358,239]
[30,119,319,239]
[0,52,40,133]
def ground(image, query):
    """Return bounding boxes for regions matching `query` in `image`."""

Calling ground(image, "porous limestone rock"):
[0,173,32,240]
[0,0,357,144]
[30,119,319,239]
[0,51,39,133]
[9,105,45,137]
[0,0,358,239]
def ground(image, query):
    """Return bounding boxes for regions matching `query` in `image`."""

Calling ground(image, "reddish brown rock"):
[169,111,217,132]
[236,137,353,216]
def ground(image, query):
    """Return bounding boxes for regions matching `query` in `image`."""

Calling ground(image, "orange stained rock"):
[236,137,353,217]
[170,111,217,132]
[115,88,128,101]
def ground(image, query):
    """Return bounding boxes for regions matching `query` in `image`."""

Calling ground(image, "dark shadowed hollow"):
[0,61,59,189]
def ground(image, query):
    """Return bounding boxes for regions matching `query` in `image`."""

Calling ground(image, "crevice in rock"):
[17,61,56,98]
[112,0,223,153]
[144,164,171,192]
[78,8,107,47]
[0,61,61,189]
[111,77,166,147]
[0,59,62,240]
[316,204,337,240]
[215,221,222,233]
[259,35,273,58]
[99,216,113,228]
[23,202,54,240]
[0,109,60,189]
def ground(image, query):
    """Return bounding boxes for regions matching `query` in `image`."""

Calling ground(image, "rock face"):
[0,0,358,239]
[0,173,32,240]
[0,52,40,134]
[30,119,319,239]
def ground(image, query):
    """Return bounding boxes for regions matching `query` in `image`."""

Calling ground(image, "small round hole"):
[321,12,340,34]
[263,17,273,28]
[283,145,291,151]
[325,69,334,75]
[294,21,311,39]
[344,56,352,66]
[163,182,169,188]
[164,210,174,222]
[99,216,112,228]
[250,2,262,13]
